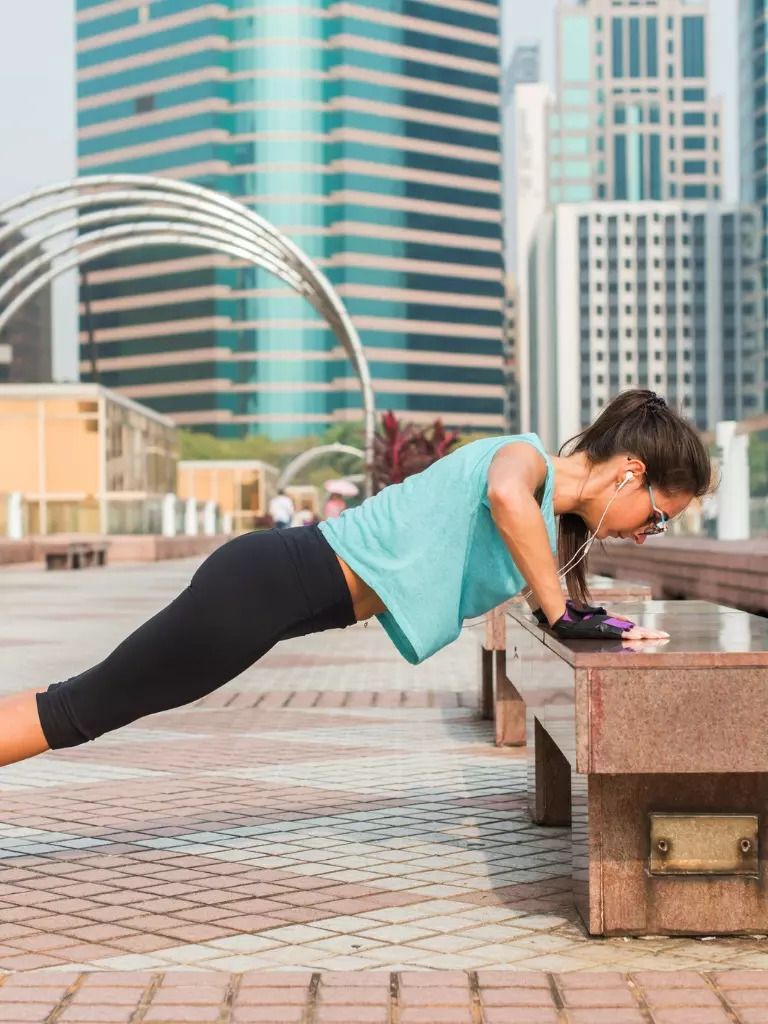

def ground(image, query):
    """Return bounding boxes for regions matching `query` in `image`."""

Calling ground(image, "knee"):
[36,682,93,749]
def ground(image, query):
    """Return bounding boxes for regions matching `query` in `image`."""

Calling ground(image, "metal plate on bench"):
[649,813,759,875]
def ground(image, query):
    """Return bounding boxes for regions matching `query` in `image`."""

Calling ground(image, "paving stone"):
[0,559,767,1015]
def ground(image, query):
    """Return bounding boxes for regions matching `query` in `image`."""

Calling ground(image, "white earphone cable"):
[462,471,635,631]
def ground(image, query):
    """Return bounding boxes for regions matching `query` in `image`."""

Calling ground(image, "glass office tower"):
[76,0,505,438]
[740,0,768,412]
[551,0,723,205]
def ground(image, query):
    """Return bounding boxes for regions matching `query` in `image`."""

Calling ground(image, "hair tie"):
[647,392,666,410]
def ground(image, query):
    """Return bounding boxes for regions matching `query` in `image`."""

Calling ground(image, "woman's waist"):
[335,556,386,620]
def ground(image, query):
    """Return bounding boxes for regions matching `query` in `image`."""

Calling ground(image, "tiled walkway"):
[1,557,768,1021]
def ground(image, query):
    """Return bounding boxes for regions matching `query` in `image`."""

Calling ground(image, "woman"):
[323,493,347,520]
[1,389,710,767]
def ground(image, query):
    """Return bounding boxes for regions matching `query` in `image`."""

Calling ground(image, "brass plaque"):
[649,814,759,876]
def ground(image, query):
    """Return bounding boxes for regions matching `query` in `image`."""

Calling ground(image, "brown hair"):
[558,389,712,602]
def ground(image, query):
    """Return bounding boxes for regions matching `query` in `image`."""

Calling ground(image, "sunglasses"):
[641,481,668,536]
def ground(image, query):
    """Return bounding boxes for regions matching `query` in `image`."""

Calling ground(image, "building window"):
[612,17,624,77]
[629,17,641,77]
[682,16,705,78]
[135,94,155,113]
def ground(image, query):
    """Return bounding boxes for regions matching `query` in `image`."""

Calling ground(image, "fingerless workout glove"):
[551,607,635,640]
[532,599,607,626]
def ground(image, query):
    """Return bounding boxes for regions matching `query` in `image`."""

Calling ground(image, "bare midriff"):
[335,555,387,621]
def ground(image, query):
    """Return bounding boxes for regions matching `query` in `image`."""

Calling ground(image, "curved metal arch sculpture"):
[277,443,365,491]
[0,175,375,494]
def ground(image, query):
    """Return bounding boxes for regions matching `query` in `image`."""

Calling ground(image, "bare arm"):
[487,442,566,626]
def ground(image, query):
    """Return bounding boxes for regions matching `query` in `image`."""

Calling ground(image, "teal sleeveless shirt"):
[318,433,556,665]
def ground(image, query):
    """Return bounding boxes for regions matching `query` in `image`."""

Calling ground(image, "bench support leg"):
[574,771,768,937]
[530,717,571,826]
[479,646,494,721]
[494,650,525,747]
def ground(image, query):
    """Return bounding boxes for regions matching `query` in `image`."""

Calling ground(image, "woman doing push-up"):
[0,388,711,767]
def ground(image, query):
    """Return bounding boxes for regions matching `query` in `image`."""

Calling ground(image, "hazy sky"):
[0,0,739,381]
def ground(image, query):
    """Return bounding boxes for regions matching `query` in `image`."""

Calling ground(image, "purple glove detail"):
[533,599,607,626]
[551,610,636,640]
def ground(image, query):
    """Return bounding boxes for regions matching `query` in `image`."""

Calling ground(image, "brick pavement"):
[1,558,768,1020]
[5,969,768,1023]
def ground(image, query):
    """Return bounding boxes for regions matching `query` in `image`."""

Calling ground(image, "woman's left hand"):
[620,623,669,640]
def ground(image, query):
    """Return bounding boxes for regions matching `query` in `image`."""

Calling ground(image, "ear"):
[624,456,646,482]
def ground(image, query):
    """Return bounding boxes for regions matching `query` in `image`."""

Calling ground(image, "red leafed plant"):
[372,410,460,492]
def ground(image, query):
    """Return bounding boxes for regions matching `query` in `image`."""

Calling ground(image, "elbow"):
[487,484,528,520]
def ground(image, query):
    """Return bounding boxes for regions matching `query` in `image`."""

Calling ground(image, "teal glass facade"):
[740,0,768,411]
[75,0,504,438]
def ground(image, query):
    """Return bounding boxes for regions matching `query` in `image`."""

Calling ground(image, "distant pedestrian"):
[292,506,315,528]
[1,390,712,768]
[268,490,294,529]
[324,493,347,520]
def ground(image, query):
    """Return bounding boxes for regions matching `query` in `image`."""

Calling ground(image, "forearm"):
[489,493,566,625]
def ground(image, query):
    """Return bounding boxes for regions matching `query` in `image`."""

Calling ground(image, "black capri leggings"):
[36,525,355,749]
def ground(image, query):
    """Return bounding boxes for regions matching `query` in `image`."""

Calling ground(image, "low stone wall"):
[0,534,229,566]
[0,539,35,565]
[588,536,768,614]
[103,534,229,562]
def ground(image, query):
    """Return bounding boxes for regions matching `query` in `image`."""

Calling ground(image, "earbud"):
[624,470,634,482]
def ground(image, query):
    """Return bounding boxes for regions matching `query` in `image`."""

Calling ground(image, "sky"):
[0,0,740,382]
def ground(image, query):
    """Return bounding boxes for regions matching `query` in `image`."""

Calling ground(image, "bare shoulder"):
[487,441,548,499]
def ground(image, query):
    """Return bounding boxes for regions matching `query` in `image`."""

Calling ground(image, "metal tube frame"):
[0,175,375,494]
[277,443,365,491]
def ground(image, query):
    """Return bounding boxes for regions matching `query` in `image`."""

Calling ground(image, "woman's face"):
[589,464,693,544]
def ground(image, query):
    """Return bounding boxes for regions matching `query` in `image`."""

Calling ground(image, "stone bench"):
[43,540,109,570]
[479,575,651,747]
[507,598,768,936]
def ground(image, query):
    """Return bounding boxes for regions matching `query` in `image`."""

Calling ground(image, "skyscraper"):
[740,0,768,413]
[550,0,722,204]
[528,202,761,450]
[500,43,545,432]
[75,0,505,439]
[0,225,52,385]
[512,82,550,432]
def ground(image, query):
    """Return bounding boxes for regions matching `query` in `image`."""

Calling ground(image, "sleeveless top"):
[317,433,556,665]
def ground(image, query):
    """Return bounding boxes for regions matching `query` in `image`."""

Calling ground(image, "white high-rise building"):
[527,203,762,451]
[501,44,542,275]
[513,82,551,432]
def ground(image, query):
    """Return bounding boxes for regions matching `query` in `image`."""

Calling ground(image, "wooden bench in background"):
[479,575,652,746]
[43,540,109,571]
